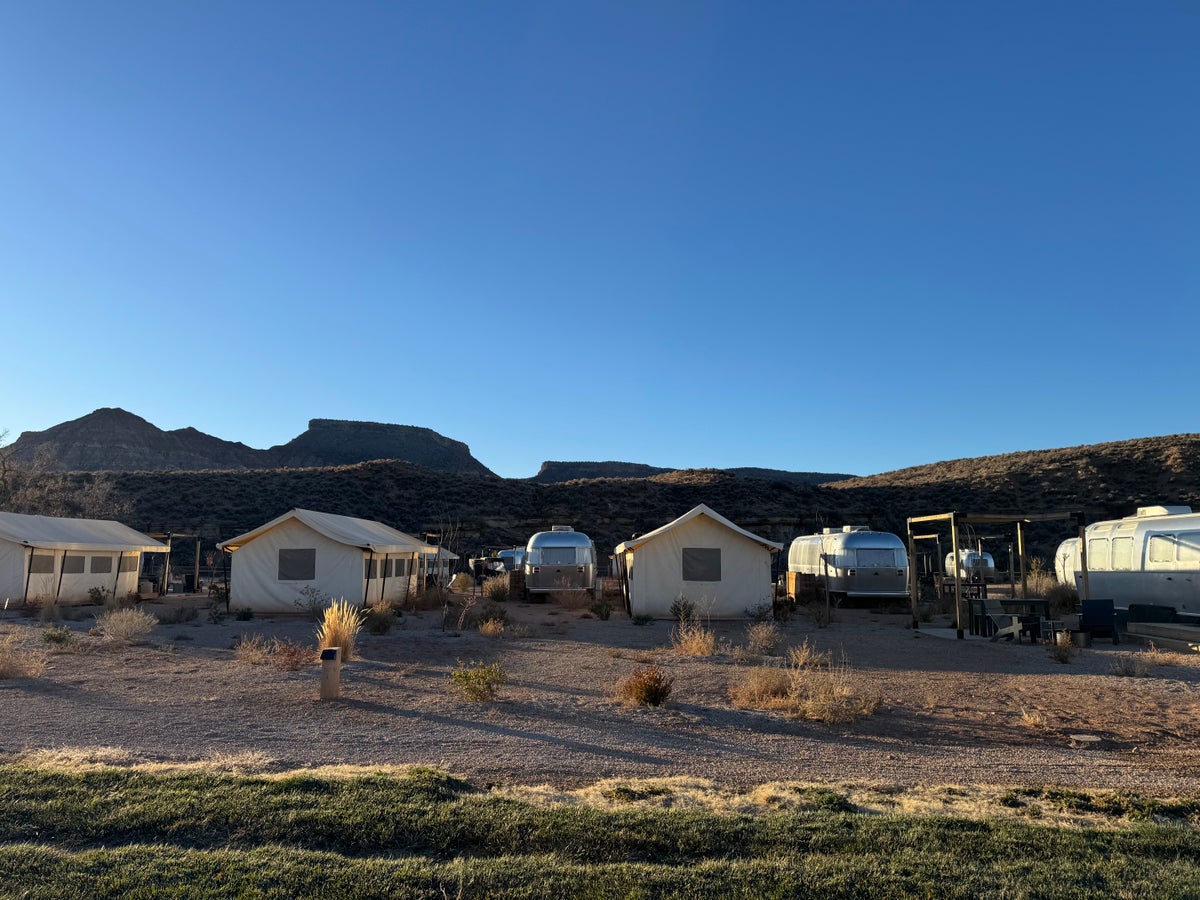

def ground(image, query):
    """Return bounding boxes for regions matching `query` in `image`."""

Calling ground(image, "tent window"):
[278,548,316,581]
[90,556,113,574]
[1110,537,1134,571]
[364,558,378,579]
[30,553,55,574]
[120,554,139,572]
[682,547,722,582]
[395,558,410,576]
[381,559,392,578]
[62,555,85,575]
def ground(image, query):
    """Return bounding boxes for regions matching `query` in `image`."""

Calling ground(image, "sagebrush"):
[615,665,674,707]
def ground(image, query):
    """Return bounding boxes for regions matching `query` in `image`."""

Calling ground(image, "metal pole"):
[907,521,919,630]
[1078,524,1091,602]
[950,513,964,639]
[1017,522,1028,599]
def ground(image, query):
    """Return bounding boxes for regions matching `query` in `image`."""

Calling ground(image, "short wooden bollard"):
[319,647,341,700]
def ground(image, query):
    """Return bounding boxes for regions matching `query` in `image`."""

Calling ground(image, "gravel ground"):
[3,598,1199,795]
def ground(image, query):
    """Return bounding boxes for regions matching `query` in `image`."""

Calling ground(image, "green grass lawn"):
[0,765,1197,898]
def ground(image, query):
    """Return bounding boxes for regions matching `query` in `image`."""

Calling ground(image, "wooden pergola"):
[906,510,1087,638]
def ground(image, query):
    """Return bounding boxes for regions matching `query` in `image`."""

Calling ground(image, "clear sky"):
[1,2,1196,478]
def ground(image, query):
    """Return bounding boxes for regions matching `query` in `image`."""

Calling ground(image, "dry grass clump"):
[672,620,716,657]
[449,572,472,592]
[745,621,781,656]
[728,666,789,707]
[1144,642,1180,667]
[479,619,505,638]
[233,633,271,666]
[0,632,48,678]
[316,598,366,662]
[1020,707,1049,729]
[97,608,158,645]
[1110,652,1153,678]
[615,664,674,707]
[728,642,878,724]
[481,576,510,604]
[271,638,314,671]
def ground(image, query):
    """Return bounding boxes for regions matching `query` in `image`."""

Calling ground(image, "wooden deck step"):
[1125,621,1200,642]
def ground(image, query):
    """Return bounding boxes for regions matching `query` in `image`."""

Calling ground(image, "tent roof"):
[615,504,783,553]
[0,511,168,553]
[421,546,460,560]
[218,508,436,555]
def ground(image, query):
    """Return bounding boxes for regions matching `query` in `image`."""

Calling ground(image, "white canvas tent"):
[613,504,781,619]
[218,508,435,613]
[417,546,460,586]
[0,511,167,604]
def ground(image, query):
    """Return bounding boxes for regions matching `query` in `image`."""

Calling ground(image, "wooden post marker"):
[319,647,341,700]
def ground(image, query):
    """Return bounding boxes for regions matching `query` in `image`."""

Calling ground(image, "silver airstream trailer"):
[523,526,596,599]
[945,549,996,581]
[787,527,909,601]
[1053,505,1200,616]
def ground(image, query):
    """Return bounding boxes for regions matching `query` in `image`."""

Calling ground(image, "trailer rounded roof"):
[526,529,594,549]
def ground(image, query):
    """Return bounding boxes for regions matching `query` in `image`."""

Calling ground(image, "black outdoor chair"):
[1080,598,1119,644]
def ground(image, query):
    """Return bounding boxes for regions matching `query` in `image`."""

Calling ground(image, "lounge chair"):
[984,598,1024,642]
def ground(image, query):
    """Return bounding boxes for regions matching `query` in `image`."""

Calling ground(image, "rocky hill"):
[4,433,1199,567]
[7,409,496,477]
[531,460,854,485]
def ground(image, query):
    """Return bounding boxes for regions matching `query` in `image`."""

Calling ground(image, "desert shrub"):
[449,659,507,701]
[1144,642,1180,667]
[671,619,716,657]
[481,576,510,604]
[590,596,613,620]
[316,598,366,662]
[1026,557,1056,597]
[745,621,781,656]
[615,664,674,707]
[234,633,270,665]
[478,619,505,638]
[97,608,158,645]
[1110,652,1152,678]
[104,591,135,613]
[156,605,199,625]
[788,639,832,670]
[669,596,696,624]
[41,625,73,646]
[365,600,396,635]
[1046,581,1079,615]
[208,606,226,625]
[449,572,472,592]
[295,585,332,621]
[271,638,313,671]
[1047,631,1077,664]
[728,666,789,707]
[234,607,254,621]
[478,602,509,626]
[410,585,448,612]
[744,602,774,622]
[0,633,47,678]
[786,654,879,724]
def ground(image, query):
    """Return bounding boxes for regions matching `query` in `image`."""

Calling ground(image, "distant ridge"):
[531,460,853,485]
[7,408,496,477]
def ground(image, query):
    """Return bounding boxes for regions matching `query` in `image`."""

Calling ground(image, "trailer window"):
[29,553,55,574]
[1148,535,1175,564]
[1177,532,1200,564]
[856,549,897,567]
[539,547,578,566]
[278,548,316,581]
[1110,537,1134,571]
[1086,539,1110,571]
[682,547,722,581]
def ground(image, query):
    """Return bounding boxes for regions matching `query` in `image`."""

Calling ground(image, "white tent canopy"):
[0,511,166,604]
[614,504,782,619]
[218,509,436,612]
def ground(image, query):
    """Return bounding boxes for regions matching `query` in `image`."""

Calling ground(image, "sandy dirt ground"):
[2,595,1199,797]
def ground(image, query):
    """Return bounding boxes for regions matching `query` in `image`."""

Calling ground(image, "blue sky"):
[1,2,1196,478]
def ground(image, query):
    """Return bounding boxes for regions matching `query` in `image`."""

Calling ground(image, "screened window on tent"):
[682,548,722,582]
[29,553,55,574]
[278,549,316,581]
[119,554,139,572]
[90,556,113,574]
[62,555,85,575]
